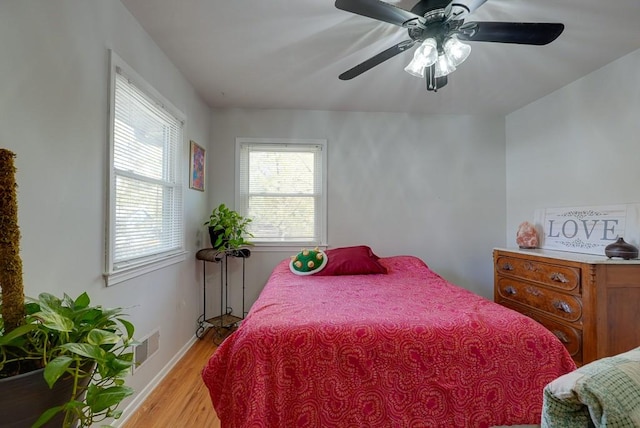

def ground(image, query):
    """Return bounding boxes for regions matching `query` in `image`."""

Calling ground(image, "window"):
[236,138,327,248]
[105,51,186,285]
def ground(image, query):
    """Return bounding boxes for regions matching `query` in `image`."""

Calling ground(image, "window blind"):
[108,62,184,273]
[237,140,326,245]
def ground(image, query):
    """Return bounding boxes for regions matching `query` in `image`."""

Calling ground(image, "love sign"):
[533,204,640,256]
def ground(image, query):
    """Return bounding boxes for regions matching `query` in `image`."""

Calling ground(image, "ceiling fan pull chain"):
[426,65,448,92]
[426,64,437,92]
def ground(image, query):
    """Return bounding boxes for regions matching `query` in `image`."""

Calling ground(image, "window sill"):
[104,251,187,287]
[247,243,327,252]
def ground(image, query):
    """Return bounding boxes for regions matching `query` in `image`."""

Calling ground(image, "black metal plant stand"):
[195,248,250,345]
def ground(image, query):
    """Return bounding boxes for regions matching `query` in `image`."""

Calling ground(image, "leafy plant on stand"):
[203,203,253,251]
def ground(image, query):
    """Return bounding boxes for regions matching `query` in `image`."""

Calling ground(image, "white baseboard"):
[114,335,199,427]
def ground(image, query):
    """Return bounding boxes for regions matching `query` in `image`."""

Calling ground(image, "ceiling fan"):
[335,0,564,91]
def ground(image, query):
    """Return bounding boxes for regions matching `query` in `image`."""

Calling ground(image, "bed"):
[202,247,576,427]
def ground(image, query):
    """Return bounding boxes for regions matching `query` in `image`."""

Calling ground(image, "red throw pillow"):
[315,245,387,276]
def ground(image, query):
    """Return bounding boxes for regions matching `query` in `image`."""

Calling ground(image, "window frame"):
[235,137,328,251]
[104,51,187,286]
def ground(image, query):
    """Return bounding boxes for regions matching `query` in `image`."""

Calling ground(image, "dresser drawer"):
[498,300,582,365]
[496,277,583,323]
[495,255,580,292]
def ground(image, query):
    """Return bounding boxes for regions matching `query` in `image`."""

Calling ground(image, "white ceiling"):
[121,0,640,115]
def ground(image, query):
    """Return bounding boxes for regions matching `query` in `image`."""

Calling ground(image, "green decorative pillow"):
[542,346,640,427]
[289,248,328,275]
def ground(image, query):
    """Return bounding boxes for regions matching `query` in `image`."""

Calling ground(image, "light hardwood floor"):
[123,333,221,427]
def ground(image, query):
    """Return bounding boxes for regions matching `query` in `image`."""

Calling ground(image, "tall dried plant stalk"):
[0,148,25,333]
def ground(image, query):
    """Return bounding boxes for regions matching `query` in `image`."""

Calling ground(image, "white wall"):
[506,48,640,245]
[0,0,210,421]
[209,109,507,302]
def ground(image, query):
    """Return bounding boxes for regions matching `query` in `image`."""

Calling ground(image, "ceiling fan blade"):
[457,22,564,45]
[335,0,424,28]
[339,40,416,80]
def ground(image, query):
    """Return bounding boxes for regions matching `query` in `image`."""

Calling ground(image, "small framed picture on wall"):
[189,140,205,191]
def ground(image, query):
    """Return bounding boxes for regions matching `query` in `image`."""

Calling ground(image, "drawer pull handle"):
[553,301,572,313]
[550,272,569,283]
[552,330,570,344]
[525,286,542,297]
[501,263,513,271]
[504,286,517,295]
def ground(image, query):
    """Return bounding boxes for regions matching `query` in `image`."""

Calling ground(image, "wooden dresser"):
[493,248,640,366]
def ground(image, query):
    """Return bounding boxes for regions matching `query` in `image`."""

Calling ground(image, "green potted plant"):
[203,203,253,251]
[0,149,135,428]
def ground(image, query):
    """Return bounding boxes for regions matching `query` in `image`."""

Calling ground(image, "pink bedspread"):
[202,256,576,427]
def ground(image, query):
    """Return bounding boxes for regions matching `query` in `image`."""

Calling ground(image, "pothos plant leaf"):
[32,405,65,428]
[86,384,134,413]
[43,355,74,388]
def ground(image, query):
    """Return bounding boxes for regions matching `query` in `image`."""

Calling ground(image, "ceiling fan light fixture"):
[434,52,456,78]
[443,36,471,67]
[335,0,565,85]
[404,38,437,78]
